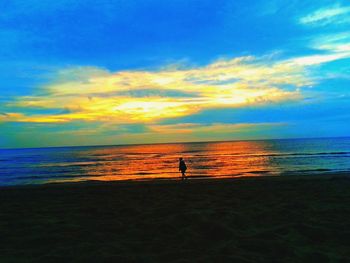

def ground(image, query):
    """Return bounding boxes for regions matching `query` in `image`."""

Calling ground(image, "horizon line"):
[1,135,350,151]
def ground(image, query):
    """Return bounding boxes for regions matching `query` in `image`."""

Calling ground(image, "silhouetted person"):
[179,157,187,180]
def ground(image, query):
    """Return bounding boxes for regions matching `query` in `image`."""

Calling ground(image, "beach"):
[1,174,350,262]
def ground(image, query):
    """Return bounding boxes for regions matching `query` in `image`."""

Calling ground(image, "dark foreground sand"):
[1,174,350,263]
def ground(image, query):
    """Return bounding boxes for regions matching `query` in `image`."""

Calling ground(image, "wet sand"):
[1,174,350,262]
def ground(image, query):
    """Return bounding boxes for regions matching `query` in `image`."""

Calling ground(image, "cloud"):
[1,121,288,148]
[289,52,350,66]
[299,4,350,27]
[6,36,350,126]
[2,55,310,124]
[148,122,287,135]
[156,122,287,142]
[295,5,350,66]
[288,33,350,67]
[95,122,289,145]
[309,32,350,54]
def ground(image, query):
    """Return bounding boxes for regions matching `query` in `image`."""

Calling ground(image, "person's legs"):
[181,171,185,180]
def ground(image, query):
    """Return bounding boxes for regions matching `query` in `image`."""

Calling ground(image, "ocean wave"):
[218,151,350,158]
[2,139,350,186]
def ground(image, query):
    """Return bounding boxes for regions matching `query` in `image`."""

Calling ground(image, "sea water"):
[0,137,350,186]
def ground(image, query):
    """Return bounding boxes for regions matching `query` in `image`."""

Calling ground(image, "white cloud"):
[289,52,350,66]
[299,5,350,26]
[309,32,350,53]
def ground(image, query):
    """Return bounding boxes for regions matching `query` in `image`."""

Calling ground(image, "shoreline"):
[1,170,349,190]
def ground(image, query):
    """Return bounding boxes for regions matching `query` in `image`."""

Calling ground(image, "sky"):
[1,0,350,148]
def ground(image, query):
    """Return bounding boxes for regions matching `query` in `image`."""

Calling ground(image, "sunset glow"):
[1,0,350,148]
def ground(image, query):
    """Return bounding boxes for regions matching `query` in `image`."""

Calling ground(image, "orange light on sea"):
[63,141,281,183]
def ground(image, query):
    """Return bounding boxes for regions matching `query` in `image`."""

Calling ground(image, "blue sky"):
[1,0,350,148]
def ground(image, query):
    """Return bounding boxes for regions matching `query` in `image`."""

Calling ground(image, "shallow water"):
[1,137,350,186]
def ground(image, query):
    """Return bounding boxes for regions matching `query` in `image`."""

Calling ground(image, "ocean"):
[1,137,350,186]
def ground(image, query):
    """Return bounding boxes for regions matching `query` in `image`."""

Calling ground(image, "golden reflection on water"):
[64,141,281,182]
[189,141,277,177]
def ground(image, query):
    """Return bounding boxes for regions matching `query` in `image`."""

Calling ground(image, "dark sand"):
[1,174,350,262]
